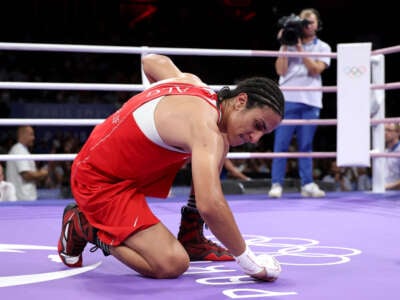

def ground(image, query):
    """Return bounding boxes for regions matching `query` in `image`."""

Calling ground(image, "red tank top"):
[72,82,219,198]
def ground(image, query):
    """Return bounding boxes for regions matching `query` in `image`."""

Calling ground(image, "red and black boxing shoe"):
[177,205,234,261]
[180,237,234,261]
[57,203,90,267]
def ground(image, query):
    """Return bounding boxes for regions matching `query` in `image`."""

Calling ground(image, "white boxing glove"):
[256,254,281,280]
[235,246,281,281]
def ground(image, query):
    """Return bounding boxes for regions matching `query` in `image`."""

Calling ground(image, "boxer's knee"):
[152,247,190,278]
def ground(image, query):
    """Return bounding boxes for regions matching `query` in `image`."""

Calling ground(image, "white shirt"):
[6,142,38,201]
[0,180,17,201]
[279,37,332,108]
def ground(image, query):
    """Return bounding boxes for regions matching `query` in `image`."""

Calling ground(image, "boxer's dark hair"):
[217,77,284,117]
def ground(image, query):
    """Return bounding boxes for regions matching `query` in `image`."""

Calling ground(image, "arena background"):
[0,0,398,194]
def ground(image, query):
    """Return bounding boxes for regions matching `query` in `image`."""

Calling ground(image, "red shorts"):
[71,178,160,246]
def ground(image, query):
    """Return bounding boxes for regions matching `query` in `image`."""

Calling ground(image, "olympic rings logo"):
[0,235,361,288]
[344,65,368,78]
[208,234,362,266]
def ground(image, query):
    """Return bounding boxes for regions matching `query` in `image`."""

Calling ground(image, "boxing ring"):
[0,43,400,300]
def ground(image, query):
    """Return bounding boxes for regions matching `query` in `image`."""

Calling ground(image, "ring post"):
[371,54,386,193]
[337,43,371,167]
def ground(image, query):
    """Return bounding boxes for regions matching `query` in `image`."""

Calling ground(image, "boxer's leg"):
[111,222,189,279]
[58,203,189,278]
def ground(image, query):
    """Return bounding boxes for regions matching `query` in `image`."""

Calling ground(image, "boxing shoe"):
[177,205,234,261]
[57,203,96,267]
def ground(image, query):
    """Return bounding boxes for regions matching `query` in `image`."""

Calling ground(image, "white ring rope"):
[1,151,400,162]
[372,45,400,56]
[0,82,145,92]
[1,117,400,127]
[1,41,394,57]
[0,82,342,92]
[0,42,336,58]
[1,41,398,59]
[0,81,399,92]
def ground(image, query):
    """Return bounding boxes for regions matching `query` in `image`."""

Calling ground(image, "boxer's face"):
[226,99,281,147]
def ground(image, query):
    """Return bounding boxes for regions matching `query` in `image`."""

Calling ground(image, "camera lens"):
[281,28,299,45]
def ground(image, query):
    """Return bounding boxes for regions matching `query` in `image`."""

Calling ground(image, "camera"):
[278,14,311,46]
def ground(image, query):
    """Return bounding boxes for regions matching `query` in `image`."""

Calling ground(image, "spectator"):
[355,167,371,191]
[6,126,48,200]
[268,8,331,198]
[321,160,353,191]
[384,122,400,190]
[0,163,17,201]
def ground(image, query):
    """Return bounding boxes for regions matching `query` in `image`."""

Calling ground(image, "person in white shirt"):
[384,122,400,190]
[269,8,331,198]
[0,163,17,202]
[6,126,48,201]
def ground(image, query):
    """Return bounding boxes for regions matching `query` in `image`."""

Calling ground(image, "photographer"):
[269,8,332,198]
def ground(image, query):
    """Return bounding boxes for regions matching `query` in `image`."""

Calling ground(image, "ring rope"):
[0,81,399,92]
[372,44,400,56]
[1,151,399,162]
[0,81,342,92]
[0,41,397,59]
[2,41,396,56]
[0,42,335,58]
[1,117,400,127]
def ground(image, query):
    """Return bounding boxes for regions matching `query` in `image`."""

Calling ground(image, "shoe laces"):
[89,239,111,256]
[89,245,99,253]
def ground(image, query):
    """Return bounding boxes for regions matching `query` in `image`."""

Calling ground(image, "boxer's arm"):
[190,130,280,281]
[186,113,243,255]
[141,54,203,85]
[142,54,182,83]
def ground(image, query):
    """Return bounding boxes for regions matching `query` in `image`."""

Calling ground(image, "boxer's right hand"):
[251,254,281,282]
[235,246,281,282]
